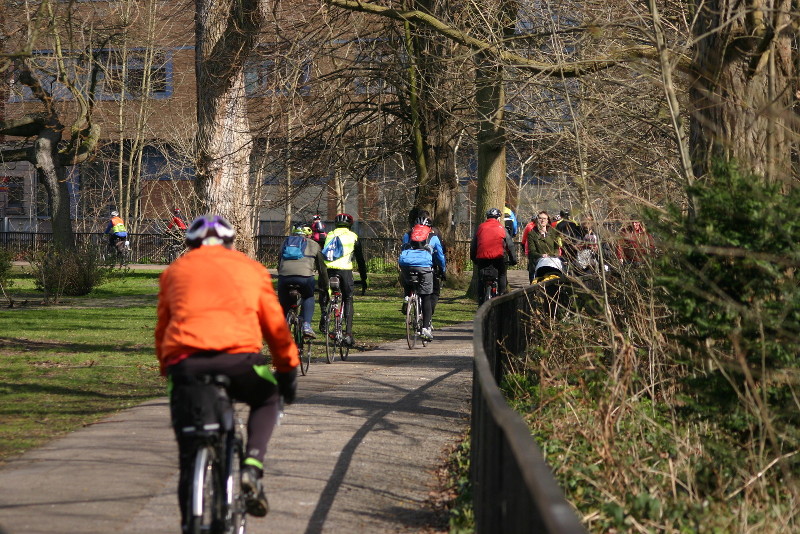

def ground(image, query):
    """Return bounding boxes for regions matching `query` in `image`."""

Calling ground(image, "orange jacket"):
[155,245,299,375]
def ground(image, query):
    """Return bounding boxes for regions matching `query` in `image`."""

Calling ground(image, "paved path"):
[0,270,529,534]
[0,329,474,534]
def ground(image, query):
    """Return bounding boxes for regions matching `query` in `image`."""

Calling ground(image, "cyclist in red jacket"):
[470,207,517,303]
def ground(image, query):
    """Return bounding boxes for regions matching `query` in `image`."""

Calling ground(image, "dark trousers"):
[320,269,355,334]
[278,275,317,325]
[168,353,281,525]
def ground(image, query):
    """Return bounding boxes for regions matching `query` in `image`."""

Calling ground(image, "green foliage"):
[366,257,398,274]
[446,438,474,533]
[28,246,113,300]
[0,249,13,289]
[649,160,800,369]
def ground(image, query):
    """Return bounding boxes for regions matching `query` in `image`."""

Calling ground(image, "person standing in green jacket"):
[527,211,560,283]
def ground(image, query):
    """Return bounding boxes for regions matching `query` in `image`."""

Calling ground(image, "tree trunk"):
[690,0,796,183]
[36,127,75,250]
[194,0,266,256]
[474,51,507,226]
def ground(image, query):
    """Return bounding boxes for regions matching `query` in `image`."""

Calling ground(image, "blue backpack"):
[281,236,307,260]
[322,235,344,262]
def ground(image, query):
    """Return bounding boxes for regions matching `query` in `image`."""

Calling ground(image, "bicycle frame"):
[286,286,311,375]
[185,376,247,534]
[324,276,349,363]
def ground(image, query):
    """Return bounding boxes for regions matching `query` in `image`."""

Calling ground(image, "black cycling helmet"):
[560,209,570,219]
[486,207,502,219]
[185,215,236,248]
[414,216,432,227]
[335,213,354,226]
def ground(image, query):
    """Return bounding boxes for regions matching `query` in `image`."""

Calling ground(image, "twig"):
[725,450,799,499]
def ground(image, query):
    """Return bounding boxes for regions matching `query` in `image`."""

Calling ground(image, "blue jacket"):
[399,232,446,271]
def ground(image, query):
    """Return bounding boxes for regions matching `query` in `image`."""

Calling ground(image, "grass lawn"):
[0,266,474,463]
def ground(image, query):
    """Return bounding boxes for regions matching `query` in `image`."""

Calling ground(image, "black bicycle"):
[183,375,247,534]
[323,275,349,363]
[478,265,499,306]
[285,284,312,376]
[102,238,130,267]
[405,272,428,349]
[165,231,186,263]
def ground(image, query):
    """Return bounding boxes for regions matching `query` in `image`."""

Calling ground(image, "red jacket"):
[471,218,512,260]
[155,245,299,375]
[520,221,536,255]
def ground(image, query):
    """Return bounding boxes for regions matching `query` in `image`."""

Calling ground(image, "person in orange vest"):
[155,215,299,527]
[470,207,517,304]
[104,210,128,250]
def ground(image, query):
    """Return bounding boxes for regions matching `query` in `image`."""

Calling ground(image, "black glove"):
[361,278,368,296]
[440,271,447,282]
[276,368,297,405]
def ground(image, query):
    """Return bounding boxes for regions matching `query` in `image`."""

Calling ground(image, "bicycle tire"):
[336,298,350,361]
[418,295,427,348]
[405,292,418,349]
[188,444,222,534]
[324,298,337,364]
[225,435,247,534]
[287,310,307,376]
[301,337,312,374]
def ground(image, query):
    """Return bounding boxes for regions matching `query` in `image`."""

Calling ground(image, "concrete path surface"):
[0,325,475,534]
[0,269,530,534]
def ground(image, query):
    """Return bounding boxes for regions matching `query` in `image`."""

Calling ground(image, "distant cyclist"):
[167,207,188,231]
[503,204,518,238]
[310,214,327,246]
[319,213,368,348]
[104,210,128,251]
[406,208,447,316]
[277,223,329,338]
[470,207,517,303]
[399,216,446,341]
[155,215,299,524]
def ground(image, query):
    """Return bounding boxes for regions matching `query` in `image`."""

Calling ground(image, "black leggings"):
[168,353,281,523]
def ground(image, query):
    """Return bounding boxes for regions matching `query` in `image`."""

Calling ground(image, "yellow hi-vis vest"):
[110,216,127,233]
[323,227,358,270]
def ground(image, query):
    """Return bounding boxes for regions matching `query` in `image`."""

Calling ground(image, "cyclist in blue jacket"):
[398,216,446,341]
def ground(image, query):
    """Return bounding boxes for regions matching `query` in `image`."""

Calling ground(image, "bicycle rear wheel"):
[324,299,337,364]
[287,310,307,376]
[417,296,427,347]
[406,293,418,349]
[188,444,222,534]
[225,436,247,534]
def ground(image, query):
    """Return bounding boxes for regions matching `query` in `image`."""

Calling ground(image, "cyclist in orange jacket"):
[155,215,298,525]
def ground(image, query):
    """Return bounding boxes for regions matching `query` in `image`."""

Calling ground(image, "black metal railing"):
[472,283,587,533]
[1,231,531,272]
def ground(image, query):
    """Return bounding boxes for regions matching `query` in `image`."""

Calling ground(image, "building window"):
[8,55,78,102]
[95,49,173,100]
[8,48,173,103]
[352,39,402,95]
[245,45,311,97]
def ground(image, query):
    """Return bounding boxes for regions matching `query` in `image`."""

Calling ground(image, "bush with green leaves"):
[650,161,799,370]
[28,246,113,300]
[0,249,13,289]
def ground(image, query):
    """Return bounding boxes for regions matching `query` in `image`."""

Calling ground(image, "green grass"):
[0,267,474,463]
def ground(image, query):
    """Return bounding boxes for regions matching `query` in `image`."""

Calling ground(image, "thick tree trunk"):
[690,0,796,183]
[194,0,266,256]
[474,52,507,226]
[36,128,75,250]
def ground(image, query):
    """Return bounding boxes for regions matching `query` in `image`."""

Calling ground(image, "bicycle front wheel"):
[324,300,337,364]
[188,445,222,534]
[406,293,418,349]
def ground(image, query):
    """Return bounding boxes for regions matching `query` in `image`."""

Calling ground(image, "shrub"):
[28,246,112,301]
[0,249,13,289]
